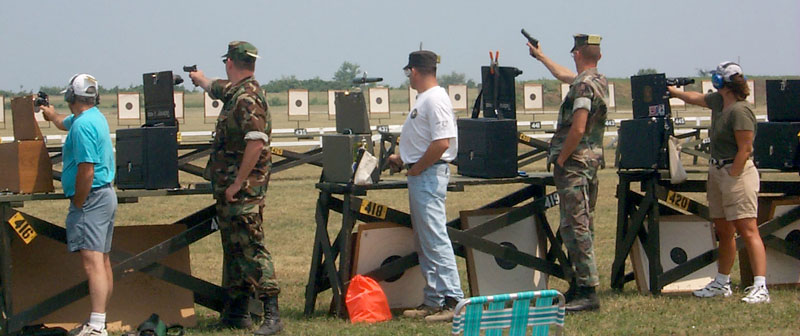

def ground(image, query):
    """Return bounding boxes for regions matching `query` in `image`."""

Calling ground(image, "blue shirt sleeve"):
[72,124,101,164]
[63,114,74,130]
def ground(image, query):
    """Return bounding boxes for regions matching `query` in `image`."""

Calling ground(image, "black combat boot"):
[564,279,578,303]
[219,295,254,329]
[565,286,600,312]
[254,296,283,336]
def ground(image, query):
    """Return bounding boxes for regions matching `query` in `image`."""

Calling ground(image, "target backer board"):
[204,92,222,120]
[523,83,543,111]
[288,89,309,121]
[368,87,390,116]
[117,93,140,121]
[448,85,468,111]
[408,87,418,111]
[701,80,716,94]
[746,80,755,105]
[0,96,5,124]
[741,197,800,287]
[669,86,685,108]
[630,215,718,294]
[352,222,425,309]
[173,92,184,121]
[560,83,570,101]
[460,208,548,297]
[10,224,196,331]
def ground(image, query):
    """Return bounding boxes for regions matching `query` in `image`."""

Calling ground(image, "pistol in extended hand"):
[183,64,197,72]
[521,29,539,48]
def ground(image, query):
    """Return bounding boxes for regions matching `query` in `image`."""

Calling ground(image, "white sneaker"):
[68,323,108,336]
[693,280,732,298]
[741,285,770,304]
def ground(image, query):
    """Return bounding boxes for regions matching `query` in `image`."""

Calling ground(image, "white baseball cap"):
[712,62,743,82]
[60,74,99,97]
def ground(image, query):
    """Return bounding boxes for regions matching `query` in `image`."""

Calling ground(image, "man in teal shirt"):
[41,73,116,336]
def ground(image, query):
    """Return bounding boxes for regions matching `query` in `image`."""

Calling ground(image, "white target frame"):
[0,95,5,127]
[408,87,418,112]
[701,80,716,95]
[448,85,468,111]
[608,82,617,109]
[746,79,755,105]
[368,87,390,116]
[523,83,543,112]
[117,92,141,122]
[560,83,570,101]
[204,92,223,122]
[327,90,344,120]
[173,91,184,122]
[288,89,310,121]
[669,86,685,108]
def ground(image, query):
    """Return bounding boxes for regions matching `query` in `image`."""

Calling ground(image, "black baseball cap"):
[403,50,439,70]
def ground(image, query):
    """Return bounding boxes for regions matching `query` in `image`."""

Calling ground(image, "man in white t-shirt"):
[388,50,463,323]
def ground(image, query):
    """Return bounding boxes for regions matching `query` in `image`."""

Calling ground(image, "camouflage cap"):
[403,50,439,70]
[222,41,260,61]
[571,34,602,52]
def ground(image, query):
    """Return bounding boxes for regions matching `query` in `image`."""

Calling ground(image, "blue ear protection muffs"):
[711,62,745,89]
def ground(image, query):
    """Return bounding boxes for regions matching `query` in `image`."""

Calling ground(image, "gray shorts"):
[66,184,117,253]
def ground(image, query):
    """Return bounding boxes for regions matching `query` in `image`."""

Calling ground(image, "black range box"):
[456,118,518,178]
[766,79,800,122]
[753,122,800,171]
[322,134,379,183]
[618,118,674,169]
[116,126,179,190]
[630,74,671,119]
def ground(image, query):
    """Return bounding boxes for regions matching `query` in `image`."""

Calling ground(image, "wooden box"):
[0,140,54,193]
[11,95,44,141]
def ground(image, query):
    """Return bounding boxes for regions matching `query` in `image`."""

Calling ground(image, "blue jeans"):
[407,163,463,307]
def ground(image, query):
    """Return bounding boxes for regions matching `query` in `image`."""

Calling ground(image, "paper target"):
[561,83,570,101]
[408,87,418,111]
[327,90,343,119]
[608,83,616,108]
[34,106,46,123]
[173,92,184,120]
[701,80,716,94]
[746,80,755,105]
[630,215,717,294]
[369,87,390,115]
[0,96,4,123]
[288,89,309,121]
[117,93,140,121]
[523,83,543,110]
[448,85,468,110]
[669,86,685,107]
[461,208,548,297]
[204,92,222,119]
[352,223,425,309]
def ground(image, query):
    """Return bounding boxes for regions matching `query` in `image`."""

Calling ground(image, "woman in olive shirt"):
[668,62,769,304]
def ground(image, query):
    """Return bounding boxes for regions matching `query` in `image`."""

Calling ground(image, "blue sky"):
[1,0,797,91]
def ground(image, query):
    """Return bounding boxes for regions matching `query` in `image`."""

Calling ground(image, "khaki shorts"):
[707,160,759,221]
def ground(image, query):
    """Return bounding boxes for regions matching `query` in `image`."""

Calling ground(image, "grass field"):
[6,91,800,335]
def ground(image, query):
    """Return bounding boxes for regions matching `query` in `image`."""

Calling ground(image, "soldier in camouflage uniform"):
[527,34,608,312]
[189,41,282,335]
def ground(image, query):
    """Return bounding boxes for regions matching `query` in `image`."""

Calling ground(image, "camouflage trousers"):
[553,147,602,287]
[217,203,280,299]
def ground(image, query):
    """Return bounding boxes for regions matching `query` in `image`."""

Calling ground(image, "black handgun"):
[666,77,695,88]
[521,29,539,48]
[183,64,197,72]
[34,91,49,107]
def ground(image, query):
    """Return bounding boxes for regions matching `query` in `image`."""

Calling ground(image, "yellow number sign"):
[8,212,37,244]
[359,200,388,220]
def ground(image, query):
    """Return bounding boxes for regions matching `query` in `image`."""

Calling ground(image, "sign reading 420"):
[665,190,691,211]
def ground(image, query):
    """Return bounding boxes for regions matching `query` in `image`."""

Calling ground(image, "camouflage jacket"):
[549,68,608,162]
[206,77,272,208]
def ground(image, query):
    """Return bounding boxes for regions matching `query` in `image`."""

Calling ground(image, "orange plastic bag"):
[345,275,392,323]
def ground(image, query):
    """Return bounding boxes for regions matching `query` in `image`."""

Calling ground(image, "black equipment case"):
[116,126,179,190]
[753,122,800,170]
[618,118,674,169]
[766,79,800,122]
[630,74,671,119]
